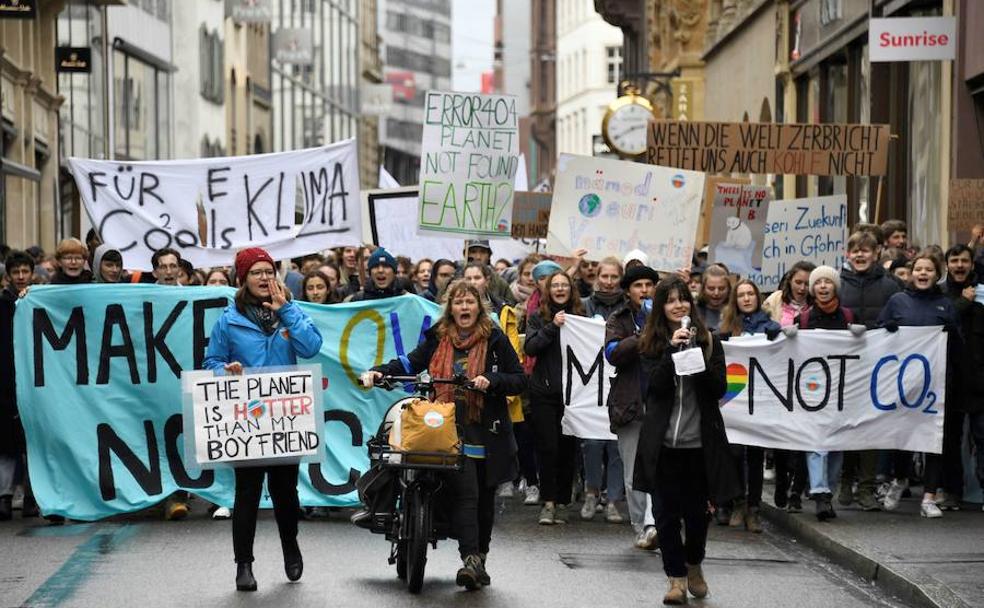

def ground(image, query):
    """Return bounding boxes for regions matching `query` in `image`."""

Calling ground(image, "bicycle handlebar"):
[373,373,477,392]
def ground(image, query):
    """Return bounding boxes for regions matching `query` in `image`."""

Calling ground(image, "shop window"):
[199,25,225,105]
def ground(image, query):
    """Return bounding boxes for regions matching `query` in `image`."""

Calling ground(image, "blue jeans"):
[582,439,624,502]
[806,451,843,495]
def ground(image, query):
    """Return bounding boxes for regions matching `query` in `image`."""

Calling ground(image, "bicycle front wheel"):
[406,485,430,594]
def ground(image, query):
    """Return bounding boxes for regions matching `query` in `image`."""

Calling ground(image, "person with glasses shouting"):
[203,247,323,592]
[50,238,93,284]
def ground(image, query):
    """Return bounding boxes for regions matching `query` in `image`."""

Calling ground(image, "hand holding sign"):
[224,361,244,375]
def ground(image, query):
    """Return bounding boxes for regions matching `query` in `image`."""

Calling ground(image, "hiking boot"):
[814,494,835,522]
[164,497,189,521]
[745,507,763,533]
[580,494,598,520]
[663,576,688,605]
[920,500,943,519]
[635,525,658,550]
[729,502,747,528]
[686,563,708,598]
[538,504,556,525]
[524,485,540,505]
[857,489,881,512]
[456,554,483,591]
[882,479,907,511]
[787,493,803,513]
[476,553,491,586]
[774,490,788,510]
[236,563,257,592]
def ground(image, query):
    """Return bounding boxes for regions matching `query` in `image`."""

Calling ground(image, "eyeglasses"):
[248,269,276,278]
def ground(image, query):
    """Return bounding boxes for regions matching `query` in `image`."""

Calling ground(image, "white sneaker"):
[212,506,232,520]
[634,525,658,549]
[764,466,776,481]
[517,478,528,493]
[497,482,514,498]
[920,500,943,518]
[605,502,624,523]
[580,494,598,520]
[882,479,908,511]
[524,485,540,505]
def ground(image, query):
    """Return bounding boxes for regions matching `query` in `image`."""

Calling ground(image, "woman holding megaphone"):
[633,276,739,605]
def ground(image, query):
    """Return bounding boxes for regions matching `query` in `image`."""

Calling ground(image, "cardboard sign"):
[707,184,772,275]
[647,121,891,176]
[418,91,520,238]
[67,140,362,270]
[511,192,552,239]
[948,178,984,233]
[869,17,956,62]
[746,195,847,291]
[362,187,465,262]
[547,154,705,271]
[721,327,946,453]
[186,367,324,467]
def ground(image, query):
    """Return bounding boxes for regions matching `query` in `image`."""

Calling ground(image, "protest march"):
[3,79,983,605]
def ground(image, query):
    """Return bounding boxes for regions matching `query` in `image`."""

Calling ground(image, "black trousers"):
[731,445,764,507]
[774,450,808,501]
[653,448,710,578]
[233,464,300,564]
[513,420,540,486]
[446,457,495,558]
[529,398,576,504]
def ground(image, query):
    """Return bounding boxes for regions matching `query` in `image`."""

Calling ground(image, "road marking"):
[22,524,140,608]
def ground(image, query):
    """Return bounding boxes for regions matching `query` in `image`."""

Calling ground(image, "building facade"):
[494,0,532,177]
[359,0,382,188]
[172,0,226,159]
[529,0,556,184]
[377,0,452,185]
[556,0,621,158]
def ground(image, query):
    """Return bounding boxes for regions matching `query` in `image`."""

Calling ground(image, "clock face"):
[606,102,653,156]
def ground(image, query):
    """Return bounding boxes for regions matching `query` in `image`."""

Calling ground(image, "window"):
[113,49,171,160]
[606,46,622,84]
[199,25,225,105]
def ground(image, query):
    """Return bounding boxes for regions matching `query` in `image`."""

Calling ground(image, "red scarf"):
[816,296,840,315]
[428,326,488,423]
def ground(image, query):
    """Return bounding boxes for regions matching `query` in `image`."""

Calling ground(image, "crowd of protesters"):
[2,218,984,602]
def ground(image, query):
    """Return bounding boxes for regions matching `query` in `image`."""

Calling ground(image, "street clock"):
[601,87,656,158]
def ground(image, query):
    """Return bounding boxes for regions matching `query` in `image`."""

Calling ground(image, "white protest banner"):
[419,91,520,238]
[707,184,772,276]
[67,140,361,270]
[184,366,324,467]
[869,17,956,62]
[720,327,946,453]
[559,315,617,440]
[362,187,464,262]
[746,195,847,291]
[547,154,705,271]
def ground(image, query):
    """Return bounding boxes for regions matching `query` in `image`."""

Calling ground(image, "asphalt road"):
[1,496,917,608]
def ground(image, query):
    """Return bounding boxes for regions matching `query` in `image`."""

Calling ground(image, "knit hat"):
[464,239,493,253]
[532,260,563,281]
[809,265,841,294]
[367,247,397,271]
[235,247,275,284]
[620,265,660,289]
[623,249,649,268]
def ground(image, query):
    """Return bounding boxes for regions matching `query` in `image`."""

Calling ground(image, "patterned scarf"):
[428,326,488,423]
[244,305,279,335]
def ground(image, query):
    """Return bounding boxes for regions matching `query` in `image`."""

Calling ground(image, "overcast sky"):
[452,0,495,92]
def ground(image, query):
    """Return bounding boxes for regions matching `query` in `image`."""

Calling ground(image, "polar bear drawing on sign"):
[724,216,753,248]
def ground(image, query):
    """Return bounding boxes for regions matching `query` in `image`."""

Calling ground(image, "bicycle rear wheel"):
[406,485,430,594]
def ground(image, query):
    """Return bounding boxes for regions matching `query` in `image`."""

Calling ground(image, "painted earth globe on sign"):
[578,193,602,218]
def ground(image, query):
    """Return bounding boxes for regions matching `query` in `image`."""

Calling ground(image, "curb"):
[759,503,966,608]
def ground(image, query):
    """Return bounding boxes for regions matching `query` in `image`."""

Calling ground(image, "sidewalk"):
[760,492,984,608]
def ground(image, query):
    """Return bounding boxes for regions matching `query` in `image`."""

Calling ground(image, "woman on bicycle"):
[362,280,526,590]
[203,247,324,592]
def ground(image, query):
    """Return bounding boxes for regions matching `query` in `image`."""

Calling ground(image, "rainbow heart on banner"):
[722,363,748,405]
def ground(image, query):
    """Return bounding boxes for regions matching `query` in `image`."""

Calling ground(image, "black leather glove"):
[883,320,899,333]
[765,326,781,341]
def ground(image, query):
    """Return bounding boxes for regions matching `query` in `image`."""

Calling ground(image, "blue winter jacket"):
[720,309,780,339]
[877,286,960,334]
[203,300,323,370]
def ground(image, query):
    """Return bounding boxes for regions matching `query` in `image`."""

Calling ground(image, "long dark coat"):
[633,335,741,506]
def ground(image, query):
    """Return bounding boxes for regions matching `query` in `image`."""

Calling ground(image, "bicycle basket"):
[389,399,460,464]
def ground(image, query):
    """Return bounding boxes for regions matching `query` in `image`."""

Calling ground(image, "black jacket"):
[523,309,569,401]
[374,326,526,486]
[349,282,407,302]
[0,287,23,454]
[839,265,900,328]
[799,304,853,330]
[605,305,647,430]
[582,292,625,320]
[944,275,984,410]
[633,335,741,506]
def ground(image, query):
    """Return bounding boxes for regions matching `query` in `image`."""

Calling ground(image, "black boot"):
[0,496,11,521]
[21,495,39,518]
[236,563,257,592]
[284,539,303,582]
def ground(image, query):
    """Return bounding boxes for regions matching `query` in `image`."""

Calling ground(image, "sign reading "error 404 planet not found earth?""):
[418,91,520,238]
[185,366,325,468]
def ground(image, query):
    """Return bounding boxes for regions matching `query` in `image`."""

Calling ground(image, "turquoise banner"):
[14,285,439,521]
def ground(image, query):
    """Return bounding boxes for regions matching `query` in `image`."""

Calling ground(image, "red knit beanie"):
[235,247,275,284]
